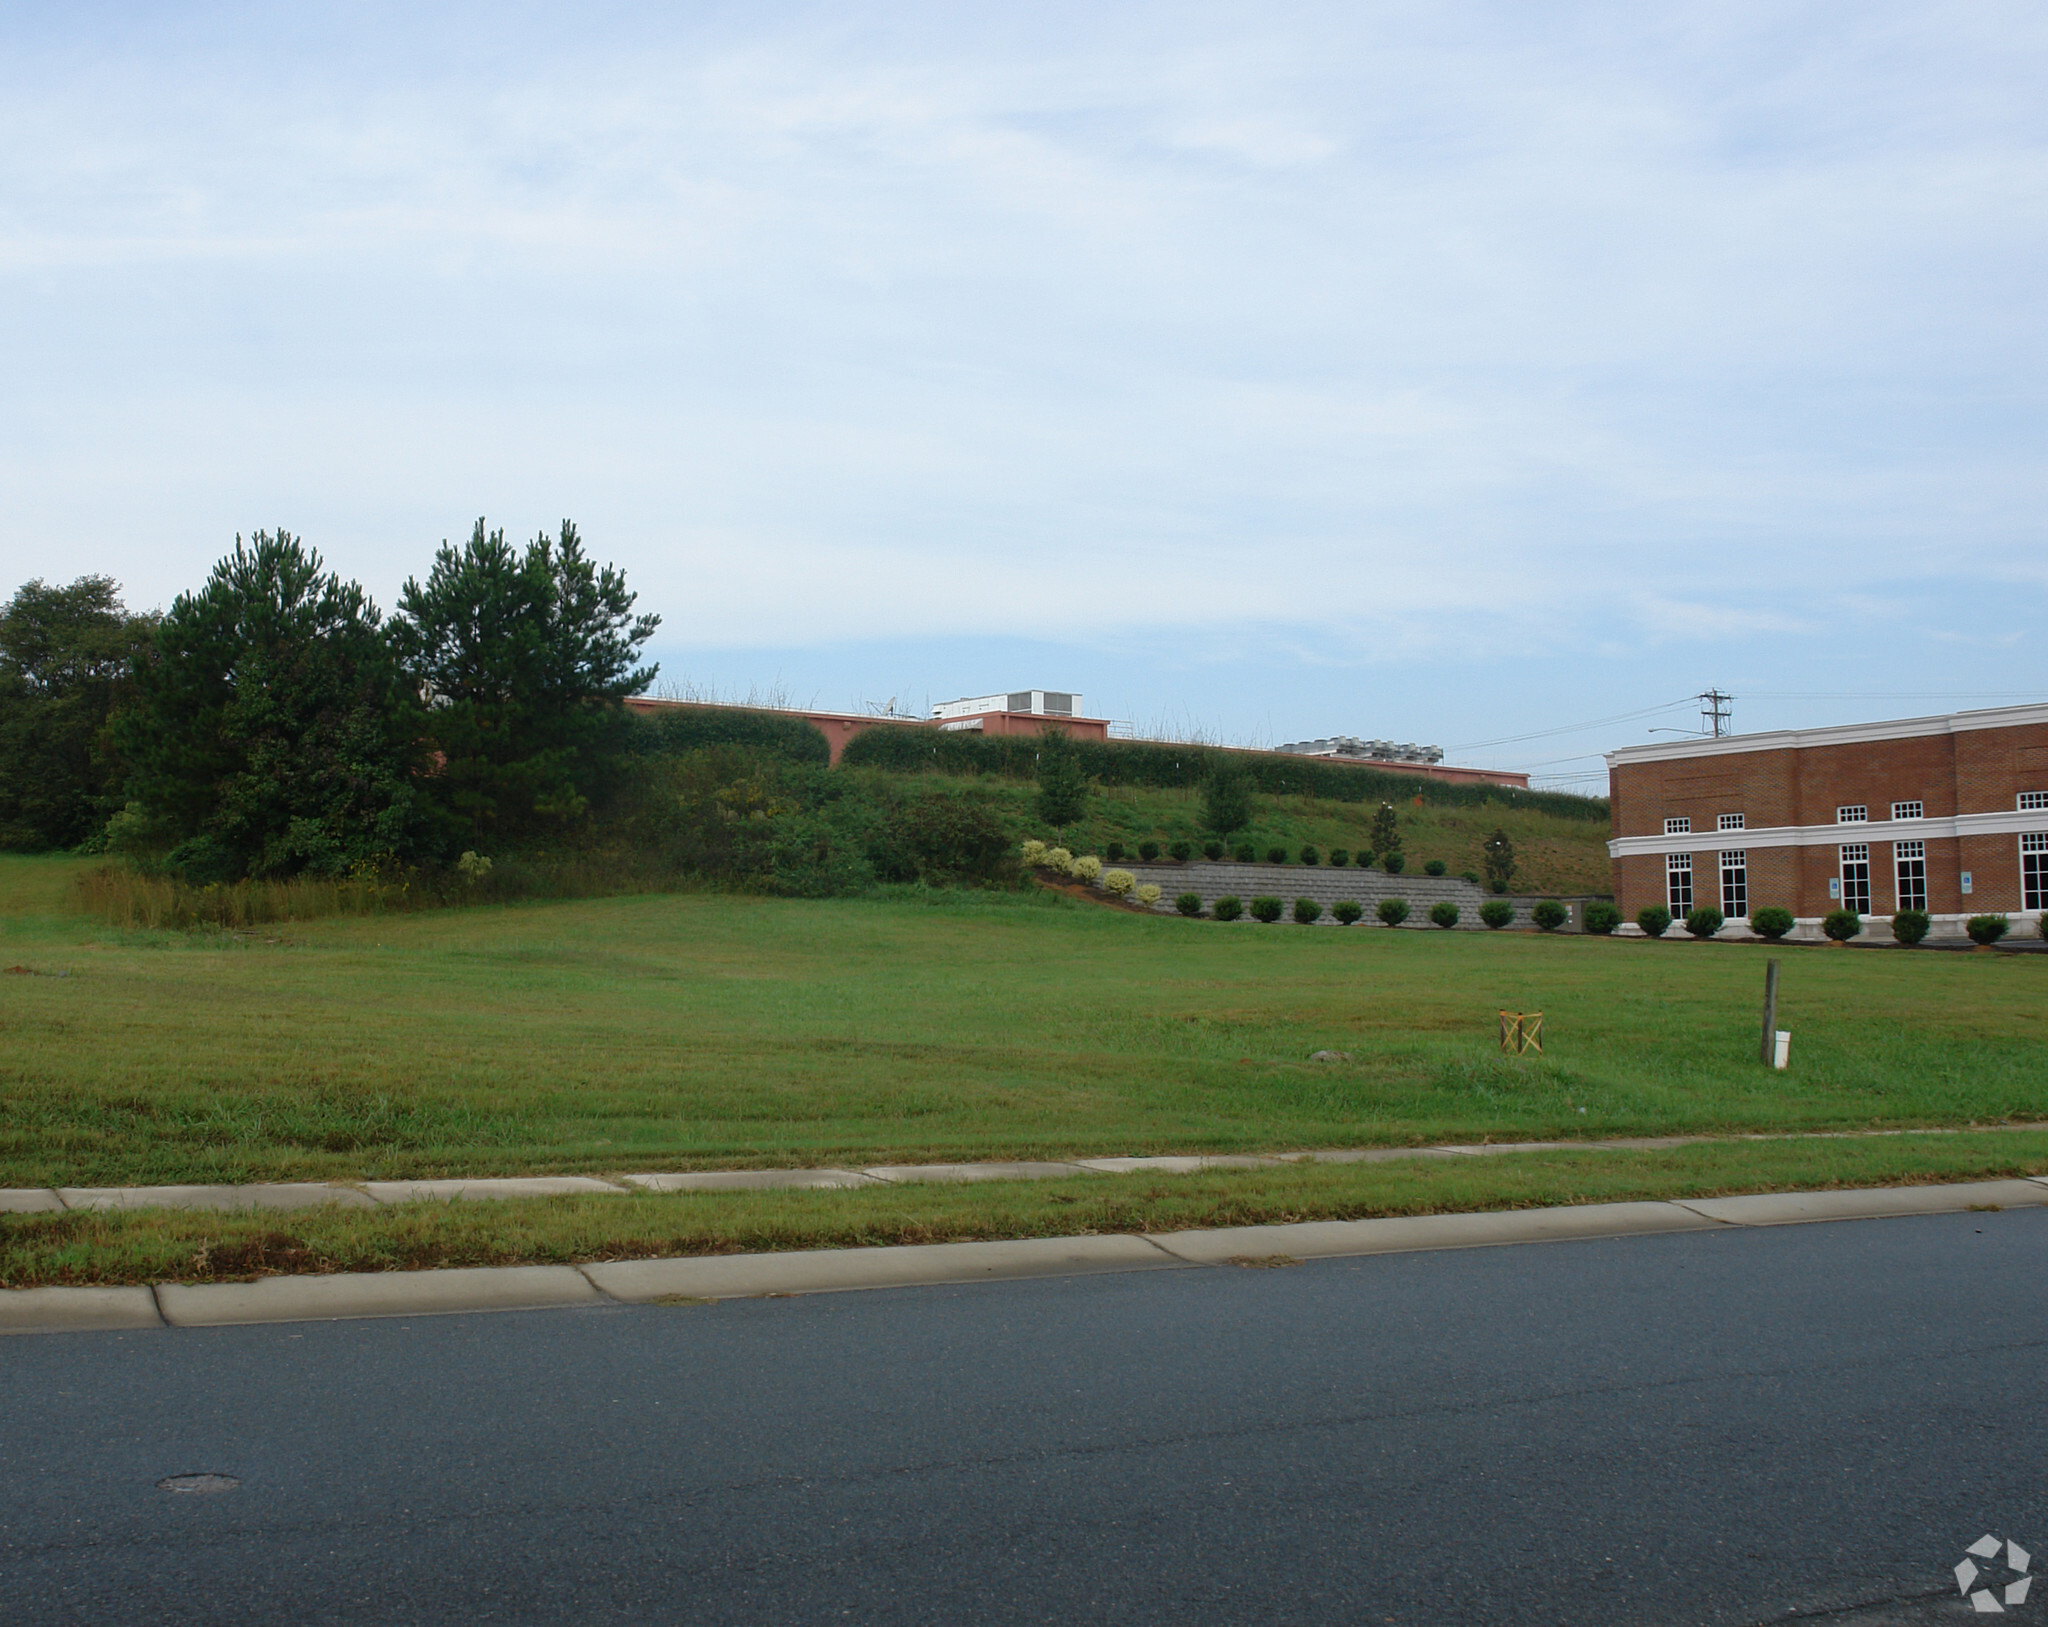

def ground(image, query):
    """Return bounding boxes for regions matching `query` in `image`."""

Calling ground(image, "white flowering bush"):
[1102,868,1136,896]
[1134,884,1162,906]
[1046,846,1074,875]
[1020,840,1048,867]
[1073,855,1103,883]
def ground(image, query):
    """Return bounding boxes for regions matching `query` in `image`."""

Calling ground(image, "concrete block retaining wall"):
[1112,862,1609,931]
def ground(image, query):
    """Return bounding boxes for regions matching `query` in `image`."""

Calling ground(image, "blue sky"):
[3,2,2043,787]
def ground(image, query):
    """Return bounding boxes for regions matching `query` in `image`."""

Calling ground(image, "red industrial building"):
[1606,703,2048,939]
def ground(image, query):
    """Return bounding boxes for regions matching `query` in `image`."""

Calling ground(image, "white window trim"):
[1837,805,1868,823]
[1664,816,1691,835]
[1890,801,1923,821]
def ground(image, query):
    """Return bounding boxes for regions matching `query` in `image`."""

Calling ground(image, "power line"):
[1449,695,1697,754]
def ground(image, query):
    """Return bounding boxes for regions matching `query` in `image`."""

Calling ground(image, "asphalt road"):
[3,1210,2044,1625]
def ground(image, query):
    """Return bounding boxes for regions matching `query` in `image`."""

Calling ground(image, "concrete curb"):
[6,1177,2047,1335]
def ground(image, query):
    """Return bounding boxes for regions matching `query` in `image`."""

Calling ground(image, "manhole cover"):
[157,1474,240,1494]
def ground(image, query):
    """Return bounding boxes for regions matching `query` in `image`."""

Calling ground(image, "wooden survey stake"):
[1759,959,1779,1067]
[1499,1011,1544,1055]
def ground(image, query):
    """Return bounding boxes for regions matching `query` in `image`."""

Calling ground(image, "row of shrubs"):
[1100,837,1473,879]
[1626,904,2038,946]
[1167,894,1575,929]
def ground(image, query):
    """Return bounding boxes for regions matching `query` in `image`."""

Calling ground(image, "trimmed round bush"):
[1480,900,1514,930]
[1102,867,1136,896]
[1332,900,1363,925]
[1384,852,1406,875]
[1073,855,1103,883]
[1967,913,2010,946]
[1138,840,1161,863]
[1234,842,1256,863]
[1203,840,1224,861]
[1684,906,1724,939]
[1328,848,1350,868]
[1461,870,1481,885]
[1134,884,1162,906]
[1299,845,1320,866]
[1891,908,1930,946]
[1046,846,1075,876]
[1583,901,1621,935]
[1169,840,1193,863]
[1377,897,1410,927]
[1293,897,1323,924]
[1750,906,1794,941]
[1532,900,1569,932]
[1021,839,1048,867]
[1356,849,1376,869]
[1489,877,1508,894]
[1266,847,1287,865]
[1175,891,1204,917]
[1637,905,1672,938]
[1104,841,1126,863]
[1822,909,1862,943]
[1428,900,1460,929]
[1250,896,1284,923]
[1423,859,1446,877]
[1212,895,1244,922]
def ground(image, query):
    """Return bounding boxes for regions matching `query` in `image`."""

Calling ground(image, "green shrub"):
[1332,900,1363,925]
[1073,855,1103,883]
[1250,896,1284,923]
[1134,883,1161,907]
[1891,908,1930,946]
[1489,877,1508,894]
[1423,859,1446,877]
[1480,900,1514,930]
[1233,842,1255,863]
[1583,901,1621,935]
[1532,899,1568,932]
[1175,891,1204,917]
[1356,849,1376,869]
[1377,897,1410,927]
[1384,852,1406,875]
[1299,844,1320,866]
[1203,840,1224,861]
[1967,914,2010,946]
[1104,841,1126,862]
[1428,900,1460,929]
[1266,847,1287,865]
[2040,913,2048,943]
[1750,906,1794,941]
[1169,840,1193,863]
[1212,895,1243,921]
[1684,906,1724,939]
[1328,848,1349,867]
[1199,766,1253,835]
[1293,897,1323,924]
[1138,840,1161,862]
[1102,868,1136,896]
[1823,909,1861,943]
[1482,828,1516,893]
[1637,905,1672,938]
[1461,870,1480,885]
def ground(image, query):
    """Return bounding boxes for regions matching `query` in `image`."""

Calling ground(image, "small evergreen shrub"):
[1637,905,1672,938]
[1021,840,1048,867]
[1073,855,1103,883]
[1299,845,1320,866]
[1234,842,1256,863]
[1823,909,1862,943]
[1212,895,1243,922]
[1423,859,1446,877]
[1203,841,1224,861]
[1966,913,2010,946]
[1532,900,1569,932]
[1251,896,1284,923]
[1104,841,1126,862]
[1175,892,1204,917]
[1328,848,1349,867]
[1751,906,1794,941]
[1489,877,1508,894]
[1266,847,1287,865]
[2040,912,2048,942]
[1428,900,1460,929]
[1293,897,1323,924]
[1480,900,1514,930]
[1384,852,1406,874]
[1134,883,1162,906]
[1377,898,1410,926]
[1046,847,1075,875]
[1138,840,1161,862]
[1684,906,1724,939]
[1461,870,1480,885]
[1102,868,1136,896]
[1356,849,1376,869]
[1890,909,1930,946]
[1332,900,1363,925]
[1169,840,1193,862]
[1584,901,1621,935]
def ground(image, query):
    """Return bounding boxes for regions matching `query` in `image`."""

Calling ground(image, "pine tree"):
[1034,728,1088,832]
[1369,802,1402,864]
[1200,766,1252,834]
[1483,828,1516,892]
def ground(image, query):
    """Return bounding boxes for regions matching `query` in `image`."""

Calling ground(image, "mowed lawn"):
[1,853,2043,1189]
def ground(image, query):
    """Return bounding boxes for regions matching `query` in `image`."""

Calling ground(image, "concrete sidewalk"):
[6,1175,2046,1336]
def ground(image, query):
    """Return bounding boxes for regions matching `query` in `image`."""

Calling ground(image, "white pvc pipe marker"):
[1773,1031,1792,1070]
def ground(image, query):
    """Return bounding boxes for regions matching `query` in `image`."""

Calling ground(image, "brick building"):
[1605,703,2048,939]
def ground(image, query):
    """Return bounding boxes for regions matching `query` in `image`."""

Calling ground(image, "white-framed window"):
[1890,801,1923,821]
[1719,850,1747,919]
[1664,816,1691,835]
[1837,805,1868,824]
[1666,852,1693,914]
[1840,843,1871,913]
[2024,834,2048,912]
[2021,791,2048,812]
[1893,840,1926,912]
[1717,813,1745,831]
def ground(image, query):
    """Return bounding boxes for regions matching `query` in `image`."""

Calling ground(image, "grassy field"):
[3,852,2043,1195]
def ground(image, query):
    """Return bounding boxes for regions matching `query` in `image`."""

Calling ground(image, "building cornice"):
[1608,809,2048,859]
[1604,702,2048,769]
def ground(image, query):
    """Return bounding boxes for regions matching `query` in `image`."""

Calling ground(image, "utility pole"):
[1700,689,1732,738]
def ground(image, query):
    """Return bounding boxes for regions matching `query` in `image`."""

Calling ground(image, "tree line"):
[0,523,658,881]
